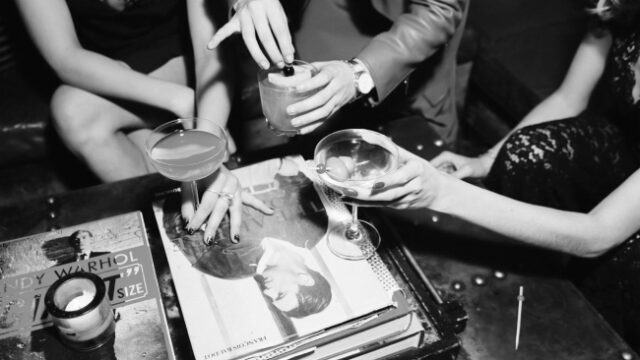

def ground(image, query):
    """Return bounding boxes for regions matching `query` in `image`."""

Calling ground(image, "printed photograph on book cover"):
[0,212,174,360]
[154,156,396,360]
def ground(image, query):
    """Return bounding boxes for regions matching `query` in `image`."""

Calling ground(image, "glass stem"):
[190,180,200,210]
[345,204,361,240]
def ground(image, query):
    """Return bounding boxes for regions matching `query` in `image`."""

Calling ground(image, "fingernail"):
[343,188,358,197]
[277,61,285,68]
[203,236,213,246]
[284,54,294,63]
[232,234,240,244]
[260,61,270,69]
[187,227,195,235]
[373,182,385,190]
[267,207,275,214]
[286,106,295,115]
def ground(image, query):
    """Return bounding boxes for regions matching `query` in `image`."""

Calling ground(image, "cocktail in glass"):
[146,117,227,209]
[258,60,319,136]
[314,129,399,260]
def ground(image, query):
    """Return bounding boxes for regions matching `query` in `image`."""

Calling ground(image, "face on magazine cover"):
[69,230,93,254]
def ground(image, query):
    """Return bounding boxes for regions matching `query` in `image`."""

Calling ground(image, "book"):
[152,156,414,360]
[0,211,175,360]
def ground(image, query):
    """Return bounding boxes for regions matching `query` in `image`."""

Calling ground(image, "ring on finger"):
[205,190,234,206]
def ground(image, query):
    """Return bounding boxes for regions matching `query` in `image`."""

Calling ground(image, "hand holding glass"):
[314,129,399,260]
[146,117,227,209]
[258,60,319,135]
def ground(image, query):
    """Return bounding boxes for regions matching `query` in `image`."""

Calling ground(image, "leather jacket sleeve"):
[358,0,467,103]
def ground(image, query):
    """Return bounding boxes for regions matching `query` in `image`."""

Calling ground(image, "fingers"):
[239,10,270,69]
[228,188,243,243]
[451,165,473,179]
[430,151,455,168]
[207,17,240,49]
[250,3,284,67]
[180,182,196,223]
[265,4,294,63]
[203,177,239,243]
[363,158,424,197]
[295,69,331,92]
[241,192,275,214]
[298,121,324,135]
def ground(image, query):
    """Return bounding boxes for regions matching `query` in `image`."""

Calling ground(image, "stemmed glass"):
[146,117,227,209]
[258,60,319,136]
[314,129,399,260]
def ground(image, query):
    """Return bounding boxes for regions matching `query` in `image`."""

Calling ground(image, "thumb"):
[430,151,454,167]
[208,18,240,49]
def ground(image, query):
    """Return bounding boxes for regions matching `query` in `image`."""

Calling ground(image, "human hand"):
[351,146,445,210]
[287,61,356,135]
[182,166,274,245]
[430,150,495,179]
[207,0,294,69]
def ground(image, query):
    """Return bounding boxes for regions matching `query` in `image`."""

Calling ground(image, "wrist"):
[345,58,375,101]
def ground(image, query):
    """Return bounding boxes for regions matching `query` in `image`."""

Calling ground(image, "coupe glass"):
[146,117,227,209]
[258,60,319,136]
[314,129,399,260]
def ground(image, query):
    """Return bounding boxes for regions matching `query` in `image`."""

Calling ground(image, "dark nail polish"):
[373,182,385,190]
[283,64,294,77]
[343,188,358,197]
[203,236,213,246]
[232,234,240,244]
[186,227,195,235]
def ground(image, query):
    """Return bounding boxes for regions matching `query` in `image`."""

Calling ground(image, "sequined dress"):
[484,21,640,352]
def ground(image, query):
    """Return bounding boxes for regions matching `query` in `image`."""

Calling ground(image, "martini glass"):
[314,129,399,260]
[146,117,227,209]
[258,60,319,136]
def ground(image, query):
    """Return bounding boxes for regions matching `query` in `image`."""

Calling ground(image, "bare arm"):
[15,0,193,117]
[186,0,234,130]
[486,29,613,156]
[434,168,640,257]
[432,29,613,178]
[362,147,640,258]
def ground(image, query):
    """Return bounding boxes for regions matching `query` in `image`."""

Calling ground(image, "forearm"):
[432,174,629,257]
[485,92,587,156]
[54,49,192,115]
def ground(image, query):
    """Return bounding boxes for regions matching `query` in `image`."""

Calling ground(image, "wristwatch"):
[346,58,375,99]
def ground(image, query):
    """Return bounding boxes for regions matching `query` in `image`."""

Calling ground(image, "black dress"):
[484,21,640,351]
[65,0,190,74]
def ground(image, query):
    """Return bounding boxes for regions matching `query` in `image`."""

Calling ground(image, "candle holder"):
[45,272,116,351]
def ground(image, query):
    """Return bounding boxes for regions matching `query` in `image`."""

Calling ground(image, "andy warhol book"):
[0,211,175,360]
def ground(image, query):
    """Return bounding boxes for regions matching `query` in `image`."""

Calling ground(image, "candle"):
[45,272,116,351]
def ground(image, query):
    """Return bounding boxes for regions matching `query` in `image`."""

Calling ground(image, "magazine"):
[152,156,403,360]
[0,212,174,360]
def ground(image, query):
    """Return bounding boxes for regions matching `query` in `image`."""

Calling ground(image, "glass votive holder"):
[45,272,115,351]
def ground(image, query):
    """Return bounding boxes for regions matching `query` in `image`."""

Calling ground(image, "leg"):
[50,56,189,182]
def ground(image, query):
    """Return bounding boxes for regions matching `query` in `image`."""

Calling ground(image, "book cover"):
[0,212,175,360]
[152,156,402,360]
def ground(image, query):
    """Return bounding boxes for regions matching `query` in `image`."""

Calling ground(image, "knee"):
[50,86,110,146]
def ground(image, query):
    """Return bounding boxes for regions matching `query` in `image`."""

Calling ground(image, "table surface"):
[0,173,636,360]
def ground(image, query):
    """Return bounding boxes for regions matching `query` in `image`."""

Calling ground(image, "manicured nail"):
[373,182,385,190]
[260,61,270,69]
[185,225,195,235]
[232,234,240,244]
[277,61,285,69]
[203,236,213,246]
[342,188,358,197]
[284,54,294,63]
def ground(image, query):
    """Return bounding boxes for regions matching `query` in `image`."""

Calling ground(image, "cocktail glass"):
[258,60,319,136]
[314,129,399,260]
[146,117,227,209]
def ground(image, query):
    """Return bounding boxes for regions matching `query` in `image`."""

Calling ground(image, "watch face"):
[357,72,374,94]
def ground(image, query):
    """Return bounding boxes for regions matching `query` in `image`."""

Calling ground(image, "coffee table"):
[0,172,635,360]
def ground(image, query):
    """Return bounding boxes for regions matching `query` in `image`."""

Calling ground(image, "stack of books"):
[152,156,459,360]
